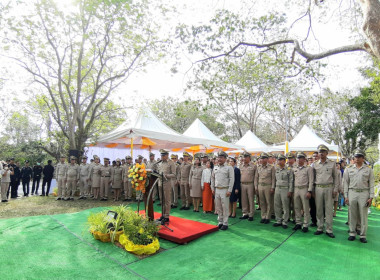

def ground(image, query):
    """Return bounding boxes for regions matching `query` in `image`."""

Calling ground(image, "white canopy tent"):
[228,130,270,155]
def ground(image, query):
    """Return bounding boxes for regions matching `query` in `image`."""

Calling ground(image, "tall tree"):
[2,0,169,156]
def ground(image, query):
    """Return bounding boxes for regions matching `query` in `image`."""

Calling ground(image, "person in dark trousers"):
[41,160,55,196]
[21,161,33,196]
[31,162,43,195]
[9,159,21,199]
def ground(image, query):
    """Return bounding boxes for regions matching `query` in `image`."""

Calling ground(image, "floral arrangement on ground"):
[87,205,160,255]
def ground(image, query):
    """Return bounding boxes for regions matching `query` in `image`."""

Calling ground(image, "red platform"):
[140,211,219,244]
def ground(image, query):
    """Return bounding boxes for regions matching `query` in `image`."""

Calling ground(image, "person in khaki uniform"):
[272,154,294,229]
[313,144,340,238]
[179,152,192,210]
[211,151,234,230]
[286,152,296,223]
[122,156,133,201]
[292,152,313,232]
[65,156,80,200]
[239,152,256,221]
[344,151,374,243]
[55,155,68,201]
[255,153,275,224]
[146,152,158,201]
[189,156,203,212]
[112,158,123,201]
[79,156,91,199]
[156,149,176,223]
[170,154,180,208]
[89,156,102,200]
[100,158,113,201]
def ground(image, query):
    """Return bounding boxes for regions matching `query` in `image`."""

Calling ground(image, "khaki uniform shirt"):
[55,162,68,179]
[293,165,314,192]
[274,166,294,192]
[240,163,256,185]
[211,163,235,192]
[100,165,114,181]
[313,159,339,192]
[89,163,102,180]
[79,163,91,180]
[66,164,80,180]
[122,163,132,182]
[343,164,375,198]
[254,164,275,189]
[158,160,176,183]
[179,162,192,184]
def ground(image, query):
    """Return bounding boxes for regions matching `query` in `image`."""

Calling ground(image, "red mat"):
[140,211,219,244]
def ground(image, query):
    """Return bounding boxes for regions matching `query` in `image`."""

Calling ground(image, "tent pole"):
[131,138,134,159]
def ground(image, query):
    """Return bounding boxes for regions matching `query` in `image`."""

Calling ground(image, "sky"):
[0,0,371,117]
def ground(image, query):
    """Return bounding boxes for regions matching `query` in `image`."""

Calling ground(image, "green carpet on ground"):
[1,202,380,280]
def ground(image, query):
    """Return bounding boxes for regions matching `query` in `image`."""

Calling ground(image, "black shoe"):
[184,207,190,210]
[231,215,236,218]
[360,238,368,243]
[239,215,248,220]
[293,224,302,231]
[248,217,253,221]
[260,219,265,223]
[314,230,323,235]
[264,219,270,224]
[82,196,86,199]
[123,198,129,201]
[218,224,223,229]
[310,223,317,227]
[56,197,61,201]
[326,232,335,238]
[220,225,228,230]
[78,197,83,200]
[282,225,288,229]
[273,223,282,227]
[163,218,170,223]
[171,205,177,208]
[1,200,7,202]
[100,198,106,201]
[302,227,309,233]
[156,216,164,221]
[271,214,275,219]
[348,236,355,241]
[70,198,74,201]
[40,194,45,196]
[345,222,349,225]
[180,206,186,210]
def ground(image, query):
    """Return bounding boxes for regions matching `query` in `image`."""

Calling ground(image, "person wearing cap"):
[286,152,297,223]
[272,154,294,229]
[201,159,214,213]
[55,155,68,200]
[112,158,123,201]
[179,152,192,210]
[239,152,256,221]
[65,156,80,200]
[89,156,102,200]
[343,151,374,243]
[157,149,176,223]
[99,158,113,201]
[293,152,313,232]
[170,154,181,208]
[122,156,133,201]
[1,164,14,202]
[20,160,33,197]
[41,160,54,196]
[313,144,340,238]
[211,151,235,230]
[31,162,43,195]
[189,156,203,212]
[79,156,91,199]
[146,152,158,201]
[201,153,209,168]
[254,152,276,224]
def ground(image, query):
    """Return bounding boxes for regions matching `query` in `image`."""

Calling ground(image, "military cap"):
[296,152,307,158]
[149,152,155,157]
[160,149,169,155]
[70,156,76,160]
[82,156,88,159]
[137,155,144,159]
[277,154,286,160]
[201,153,209,158]
[125,155,132,160]
[268,153,274,158]
[260,152,269,159]
[104,157,110,161]
[25,160,29,163]
[286,152,295,159]
[242,152,251,158]
[170,154,177,159]
[317,144,329,152]
[9,157,15,161]
[93,155,98,159]
[60,155,66,158]
[354,150,365,157]
[183,152,190,157]
[217,151,228,158]
[115,158,121,162]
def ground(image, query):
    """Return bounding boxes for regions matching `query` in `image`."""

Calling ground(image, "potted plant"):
[87,210,111,242]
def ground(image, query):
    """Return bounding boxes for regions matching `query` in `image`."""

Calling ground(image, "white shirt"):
[201,168,212,186]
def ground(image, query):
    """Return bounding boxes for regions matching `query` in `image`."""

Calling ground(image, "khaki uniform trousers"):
[315,184,334,233]
[294,186,310,227]
[171,179,178,206]
[1,182,9,200]
[348,190,370,238]
[79,177,89,197]
[274,187,290,225]
[258,184,272,219]
[100,177,110,198]
[57,176,65,198]
[215,187,229,225]
[162,181,172,218]
[65,178,77,199]
[241,182,255,217]
[124,180,132,199]
[180,182,190,207]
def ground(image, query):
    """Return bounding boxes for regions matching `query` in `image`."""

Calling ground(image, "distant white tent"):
[227,130,269,155]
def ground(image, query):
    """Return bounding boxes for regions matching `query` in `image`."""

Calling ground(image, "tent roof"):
[235,130,268,152]
[183,119,242,150]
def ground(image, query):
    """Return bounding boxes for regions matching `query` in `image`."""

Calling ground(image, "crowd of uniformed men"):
[0,144,375,243]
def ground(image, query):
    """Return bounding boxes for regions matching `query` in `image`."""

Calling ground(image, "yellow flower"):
[139,177,143,181]
[138,228,144,234]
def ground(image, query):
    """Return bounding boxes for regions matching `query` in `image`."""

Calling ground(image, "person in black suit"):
[9,159,21,199]
[31,163,43,195]
[41,160,55,196]
[21,161,33,196]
